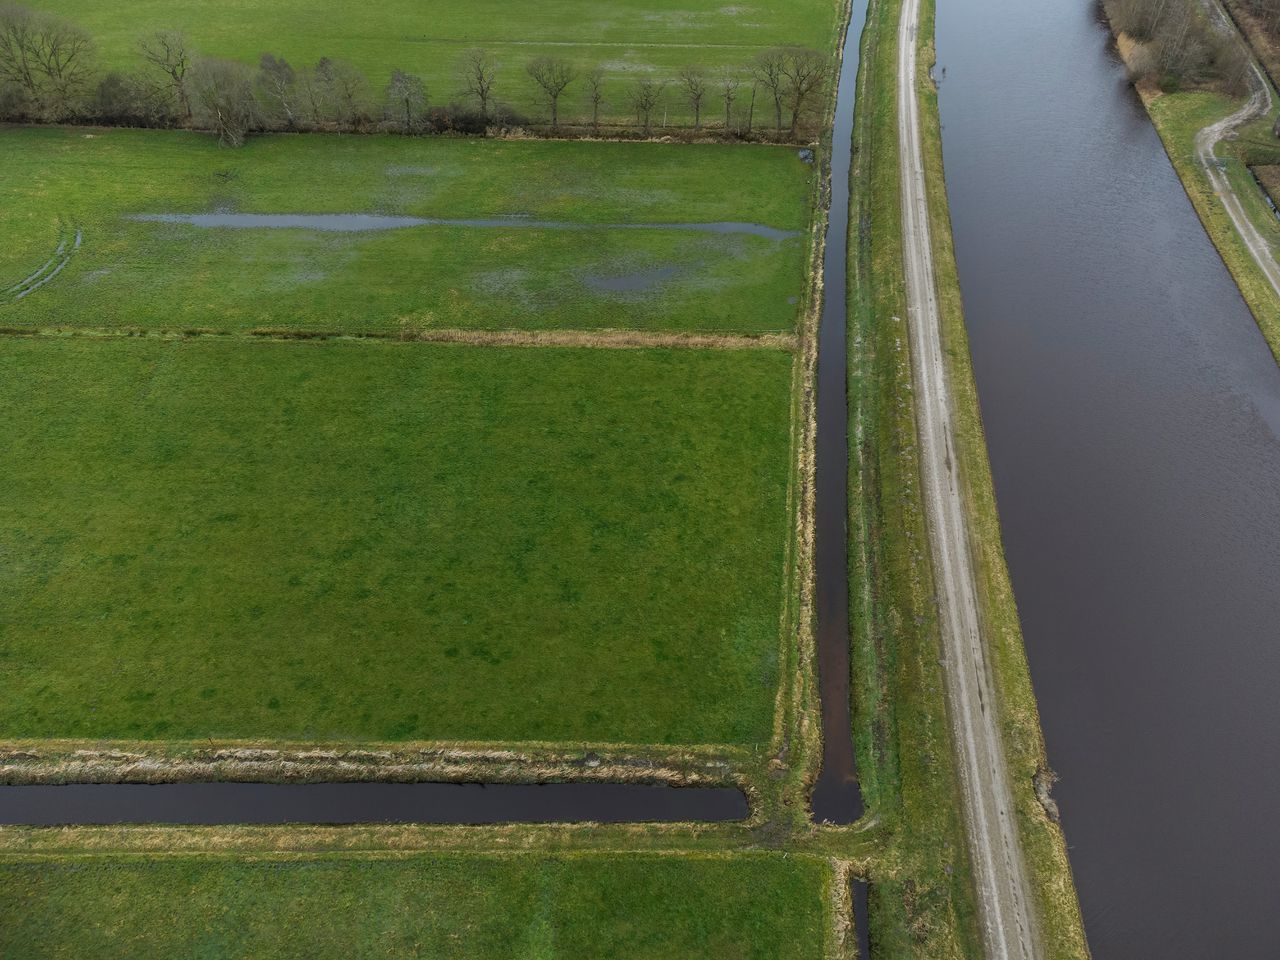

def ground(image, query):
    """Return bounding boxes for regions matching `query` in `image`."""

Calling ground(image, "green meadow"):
[1,337,793,746]
[0,852,832,959]
[1,127,812,334]
[29,0,843,123]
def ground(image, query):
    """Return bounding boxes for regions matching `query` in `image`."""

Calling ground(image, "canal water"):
[812,0,871,827]
[0,782,747,826]
[935,0,1280,955]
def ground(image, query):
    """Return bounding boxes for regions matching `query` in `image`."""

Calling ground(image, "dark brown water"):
[935,0,1280,954]
[0,782,746,826]
[811,0,870,827]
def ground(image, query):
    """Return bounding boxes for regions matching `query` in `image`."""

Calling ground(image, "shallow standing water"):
[935,0,1280,954]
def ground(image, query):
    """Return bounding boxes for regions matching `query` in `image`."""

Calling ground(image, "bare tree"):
[752,48,786,135]
[91,69,172,126]
[718,67,740,131]
[677,64,707,129]
[139,29,191,120]
[461,48,495,119]
[629,77,662,135]
[586,66,604,134]
[189,56,256,146]
[385,67,426,132]
[526,56,575,129]
[781,48,828,139]
[319,57,373,129]
[256,53,298,129]
[0,4,93,119]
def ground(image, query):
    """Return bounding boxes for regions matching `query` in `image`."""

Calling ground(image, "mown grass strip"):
[0,850,833,959]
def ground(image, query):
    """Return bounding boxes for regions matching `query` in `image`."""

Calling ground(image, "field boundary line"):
[0,739,760,790]
[0,325,798,351]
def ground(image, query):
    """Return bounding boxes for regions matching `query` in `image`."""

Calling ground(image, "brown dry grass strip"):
[0,325,797,351]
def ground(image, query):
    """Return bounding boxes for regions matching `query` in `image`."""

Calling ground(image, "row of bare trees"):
[1,2,829,146]
[383,46,829,137]
[1105,0,1251,94]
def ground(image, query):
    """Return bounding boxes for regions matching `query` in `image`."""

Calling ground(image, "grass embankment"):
[1109,23,1280,364]
[1,337,793,748]
[0,851,835,959]
[27,0,842,126]
[846,0,982,952]
[0,128,810,334]
[847,0,1088,953]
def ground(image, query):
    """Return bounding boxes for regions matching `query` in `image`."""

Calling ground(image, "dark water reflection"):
[0,782,747,826]
[812,0,869,826]
[935,0,1280,955]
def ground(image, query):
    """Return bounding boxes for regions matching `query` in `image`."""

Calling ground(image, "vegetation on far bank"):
[0,127,811,334]
[1105,0,1251,95]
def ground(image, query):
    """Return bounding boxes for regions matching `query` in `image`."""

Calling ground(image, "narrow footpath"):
[895,0,1041,955]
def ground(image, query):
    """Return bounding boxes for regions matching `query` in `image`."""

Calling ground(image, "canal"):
[935,0,1280,955]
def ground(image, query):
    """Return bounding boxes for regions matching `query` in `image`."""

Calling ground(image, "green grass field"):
[0,852,833,958]
[1,336,793,745]
[0,127,812,334]
[30,0,842,124]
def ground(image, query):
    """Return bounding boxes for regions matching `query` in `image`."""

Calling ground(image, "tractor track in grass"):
[5,227,80,303]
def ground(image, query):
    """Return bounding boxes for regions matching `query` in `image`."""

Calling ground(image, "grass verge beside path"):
[0,128,811,335]
[1,337,792,748]
[847,0,1089,952]
[0,851,834,959]
[847,0,981,952]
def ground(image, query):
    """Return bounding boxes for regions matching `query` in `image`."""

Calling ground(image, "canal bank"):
[936,0,1280,954]
[846,0,1086,952]
[1103,0,1280,366]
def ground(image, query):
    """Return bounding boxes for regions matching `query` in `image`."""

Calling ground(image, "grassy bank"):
[1109,34,1280,363]
[26,0,842,126]
[0,851,834,959]
[847,0,1089,953]
[1,336,793,748]
[846,0,982,952]
[1,127,811,334]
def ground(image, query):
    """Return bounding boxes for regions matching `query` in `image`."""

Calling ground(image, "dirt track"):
[895,0,1041,955]
[1198,0,1280,300]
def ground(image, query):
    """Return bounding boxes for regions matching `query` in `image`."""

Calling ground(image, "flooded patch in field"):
[584,265,680,293]
[126,212,800,240]
[385,165,441,177]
